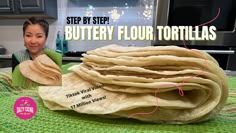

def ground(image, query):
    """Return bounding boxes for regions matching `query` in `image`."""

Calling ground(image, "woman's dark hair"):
[23,17,49,38]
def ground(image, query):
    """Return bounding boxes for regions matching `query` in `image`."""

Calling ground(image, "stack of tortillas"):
[39,45,228,124]
[19,54,61,86]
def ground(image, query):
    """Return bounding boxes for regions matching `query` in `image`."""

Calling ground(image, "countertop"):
[225,70,236,77]
[62,56,81,61]
[0,54,11,59]
[0,54,81,61]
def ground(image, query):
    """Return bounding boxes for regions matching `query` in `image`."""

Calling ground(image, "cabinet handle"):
[9,0,14,11]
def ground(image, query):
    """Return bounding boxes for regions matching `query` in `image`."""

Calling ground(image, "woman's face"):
[24,24,47,55]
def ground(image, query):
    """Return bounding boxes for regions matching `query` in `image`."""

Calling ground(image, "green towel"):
[0,94,236,133]
[44,48,62,67]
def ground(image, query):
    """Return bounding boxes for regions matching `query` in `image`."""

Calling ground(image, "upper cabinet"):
[18,0,45,13]
[0,0,15,13]
[0,0,57,19]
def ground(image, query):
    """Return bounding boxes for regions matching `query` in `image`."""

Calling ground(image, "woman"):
[12,17,62,87]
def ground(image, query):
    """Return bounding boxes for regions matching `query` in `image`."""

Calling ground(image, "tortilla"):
[38,72,221,124]
[19,54,61,86]
[88,45,218,65]
[39,45,228,124]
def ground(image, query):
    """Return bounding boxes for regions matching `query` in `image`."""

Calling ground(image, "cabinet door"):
[18,0,44,13]
[0,0,14,13]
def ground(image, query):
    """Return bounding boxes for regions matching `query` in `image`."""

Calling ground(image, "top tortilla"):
[19,54,61,86]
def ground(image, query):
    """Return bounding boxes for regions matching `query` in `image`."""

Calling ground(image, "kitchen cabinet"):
[18,0,45,13]
[0,0,57,19]
[0,59,12,68]
[0,0,14,13]
[0,54,12,68]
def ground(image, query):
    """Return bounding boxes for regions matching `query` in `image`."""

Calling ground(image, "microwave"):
[152,0,236,46]
[152,0,236,70]
[153,0,236,32]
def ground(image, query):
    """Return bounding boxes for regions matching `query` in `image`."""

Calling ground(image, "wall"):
[65,0,154,51]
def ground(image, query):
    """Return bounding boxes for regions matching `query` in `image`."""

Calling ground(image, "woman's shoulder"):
[13,49,28,56]
[44,48,62,56]
[44,48,62,66]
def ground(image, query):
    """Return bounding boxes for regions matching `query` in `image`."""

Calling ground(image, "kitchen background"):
[0,0,236,70]
[0,0,152,54]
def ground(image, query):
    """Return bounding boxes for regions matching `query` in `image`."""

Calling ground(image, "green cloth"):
[0,64,236,133]
[61,62,78,74]
[12,48,62,88]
